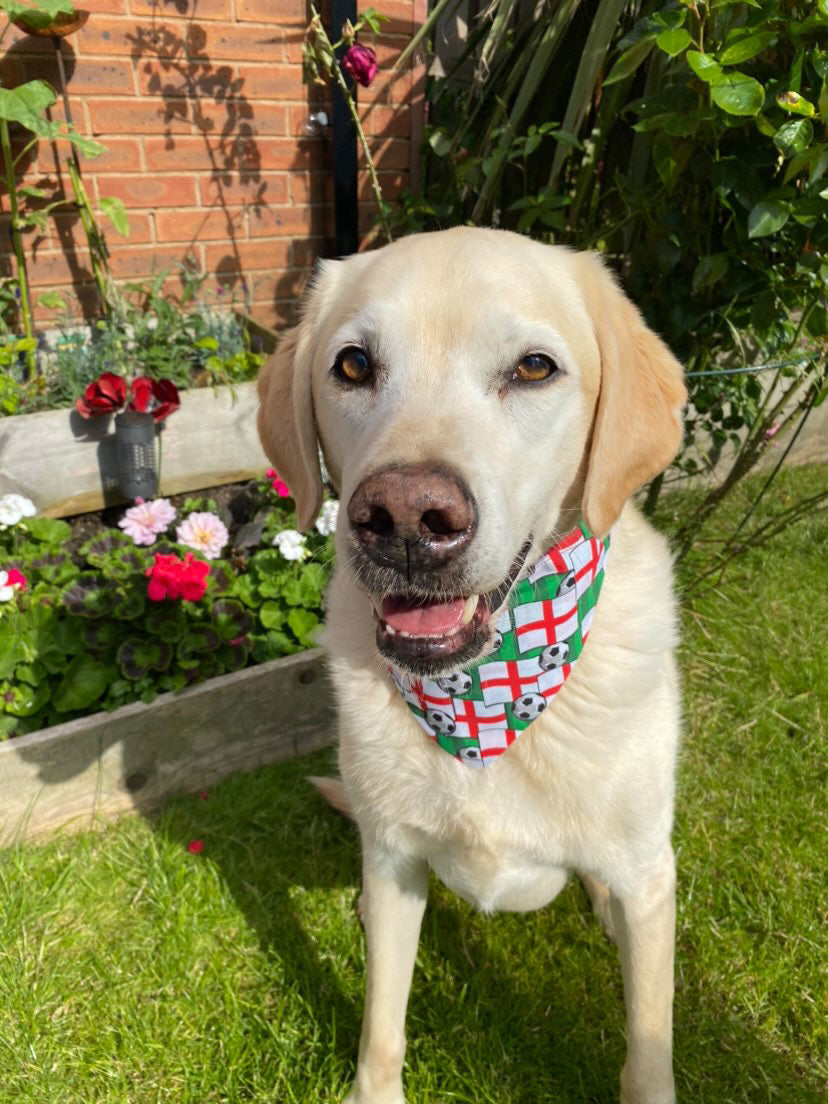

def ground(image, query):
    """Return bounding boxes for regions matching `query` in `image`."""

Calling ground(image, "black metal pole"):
[330,0,359,257]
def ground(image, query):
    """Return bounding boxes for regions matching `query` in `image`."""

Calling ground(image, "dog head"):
[258,228,685,676]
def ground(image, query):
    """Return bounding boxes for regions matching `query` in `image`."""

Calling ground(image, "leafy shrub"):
[395,0,827,543]
[0,481,335,739]
[4,267,266,416]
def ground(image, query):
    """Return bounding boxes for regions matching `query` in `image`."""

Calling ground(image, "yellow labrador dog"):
[257,227,686,1104]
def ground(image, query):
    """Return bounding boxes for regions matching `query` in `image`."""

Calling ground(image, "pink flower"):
[187,839,204,854]
[176,512,229,560]
[342,43,378,87]
[764,421,781,440]
[119,498,177,545]
[0,568,26,601]
[271,478,290,497]
[265,468,276,478]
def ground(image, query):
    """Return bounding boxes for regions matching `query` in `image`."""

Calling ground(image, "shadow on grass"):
[151,747,826,1104]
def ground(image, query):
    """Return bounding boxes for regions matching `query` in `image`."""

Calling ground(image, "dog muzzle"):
[389,523,609,767]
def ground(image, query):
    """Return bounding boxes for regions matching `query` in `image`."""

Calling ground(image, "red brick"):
[80,137,143,173]
[144,134,269,173]
[108,243,202,278]
[372,137,409,171]
[135,57,244,100]
[200,171,288,206]
[83,0,129,13]
[94,173,198,207]
[205,238,317,272]
[130,0,231,19]
[27,250,82,287]
[290,171,331,206]
[358,170,404,202]
[247,205,315,237]
[88,97,193,135]
[77,15,172,57]
[361,104,410,139]
[155,206,245,242]
[236,64,303,99]
[245,266,317,306]
[11,52,135,95]
[236,0,305,25]
[51,209,153,249]
[183,23,297,62]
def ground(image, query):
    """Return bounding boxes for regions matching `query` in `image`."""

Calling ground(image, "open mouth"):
[372,539,532,674]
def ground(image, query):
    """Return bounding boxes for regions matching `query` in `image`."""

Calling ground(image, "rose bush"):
[0,473,337,740]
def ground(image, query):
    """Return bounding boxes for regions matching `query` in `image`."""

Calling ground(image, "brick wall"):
[0,0,420,329]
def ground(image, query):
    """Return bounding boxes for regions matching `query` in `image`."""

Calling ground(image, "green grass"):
[1,465,826,1104]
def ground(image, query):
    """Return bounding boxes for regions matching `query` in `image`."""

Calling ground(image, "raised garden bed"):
[0,646,333,846]
[0,380,270,518]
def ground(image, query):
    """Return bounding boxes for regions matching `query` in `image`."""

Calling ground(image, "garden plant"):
[392,0,827,562]
[0,477,337,740]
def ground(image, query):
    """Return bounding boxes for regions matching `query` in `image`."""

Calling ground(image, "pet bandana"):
[389,523,609,767]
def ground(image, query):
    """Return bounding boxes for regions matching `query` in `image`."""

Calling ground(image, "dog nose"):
[347,464,477,571]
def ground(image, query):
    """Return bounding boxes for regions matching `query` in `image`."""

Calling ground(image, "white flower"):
[273,528,309,561]
[176,511,229,560]
[315,499,339,536]
[0,571,14,602]
[0,494,36,528]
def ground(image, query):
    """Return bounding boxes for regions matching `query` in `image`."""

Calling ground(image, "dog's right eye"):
[332,347,373,386]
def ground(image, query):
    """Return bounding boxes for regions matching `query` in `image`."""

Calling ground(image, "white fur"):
[257,227,686,1104]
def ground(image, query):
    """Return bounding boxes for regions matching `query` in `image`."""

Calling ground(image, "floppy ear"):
[257,322,323,532]
[578,255,687,538]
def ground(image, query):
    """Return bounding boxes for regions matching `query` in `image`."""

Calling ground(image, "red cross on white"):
[450,697,508,739]
[479,656,543,705]
[513,593,579,653]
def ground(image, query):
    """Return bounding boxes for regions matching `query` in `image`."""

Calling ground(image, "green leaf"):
[0,81,57,136]
[719,29,774,65]
[692,253,729,291]
[260,601,285,629]
[53,655,111,713]
[686,51,722,84]
[655,29,691,58]
[603,37,656,87]
[773,119,814,157]
[98,195,129,236]
[37,290,66,310]
[428,130,452,158]
[287,608,320,647]
[25,516,71,545]
[64,131,105,157]
[2,0,76,30]
[710,72,765,116]
[747,200,790,238]
[776,91,815,117]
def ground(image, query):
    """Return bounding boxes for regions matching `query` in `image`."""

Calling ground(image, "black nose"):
[347,463,477,572]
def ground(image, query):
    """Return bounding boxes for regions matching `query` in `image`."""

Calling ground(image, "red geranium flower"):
[75,372,127,418]
[146,551,209,602]
[342,43,378,87]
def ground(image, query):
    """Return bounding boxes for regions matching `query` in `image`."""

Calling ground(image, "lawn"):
[0,465,825,1104]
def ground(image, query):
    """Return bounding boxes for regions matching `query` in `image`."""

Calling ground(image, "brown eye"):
[333,347,372,385]
[513,353,558,383]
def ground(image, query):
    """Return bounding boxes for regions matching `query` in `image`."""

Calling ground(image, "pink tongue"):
[381,595,466,636]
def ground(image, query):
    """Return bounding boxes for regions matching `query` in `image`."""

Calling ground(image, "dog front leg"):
[345,847,428,1104]
[610,845,676,1104]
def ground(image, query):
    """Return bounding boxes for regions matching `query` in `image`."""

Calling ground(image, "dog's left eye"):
[512,354,559,383]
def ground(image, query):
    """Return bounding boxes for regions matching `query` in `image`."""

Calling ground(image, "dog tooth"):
[461,595,479,625]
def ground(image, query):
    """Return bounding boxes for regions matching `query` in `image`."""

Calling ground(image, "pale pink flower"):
[119,498,177,545]
[176,511,229,560]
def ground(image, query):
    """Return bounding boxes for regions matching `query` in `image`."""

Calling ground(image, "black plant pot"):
[114,411,157,499]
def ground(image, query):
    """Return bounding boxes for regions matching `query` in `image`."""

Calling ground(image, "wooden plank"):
[0,381,271,518]
[0,648,335,846]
